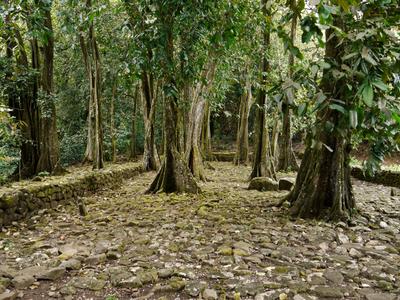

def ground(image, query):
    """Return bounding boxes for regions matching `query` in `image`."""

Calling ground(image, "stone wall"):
[351,167,400,188]
[0,163,143,227]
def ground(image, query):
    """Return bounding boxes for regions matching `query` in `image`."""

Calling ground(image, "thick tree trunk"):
[277,0,299,172]
[141,72,159,171]
[250,0,276,180]
[234,73,252,165]
[147,12,199,194]
[287,20,355,221]
[129,85,139,160]
[201,100,213,160]
[36,5,63,175]
[110,82,116,162]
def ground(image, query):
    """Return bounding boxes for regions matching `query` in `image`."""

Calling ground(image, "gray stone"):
[185,281,206,297]
[365,293,396,300]
[248,177,279,191]
[12,275,35,289]
[203,288,218,300]
[59,259,81,270]
[0,291,16,300]
[158,268,175,279]
[85,253,106,265]
[37,267,66,281]
[314,286,343,298]
[336,233,349,245]
[323,270,344,285]
[71,276,105,291]
[0,266,16,279]
[279,178,295,191]
[118,277,142,289]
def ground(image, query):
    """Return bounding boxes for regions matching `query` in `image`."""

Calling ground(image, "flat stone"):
[323,269,344,285]
[203,288,218,300]
[185,281,207,297]
[314,286,343,298]
[365,293,396,300]
[248,177,279,191]
[12,275,35,289]
[118,277,142,289]
[0,266,16,279]
[37,267,66,281]
[71,276,105,291]
[85,253,106,265]
[337,233,350,245]
[0,291,16,300]
[59,258,81,270]
[158,269,175,279]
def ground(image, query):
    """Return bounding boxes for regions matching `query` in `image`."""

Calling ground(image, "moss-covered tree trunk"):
[141,71,159,171]
[277,0,299,172]
[201,100,213,160]
[287,21,355,221]
[147,11,199,194]
[36,5,63,175]
[110,82,117,162]
[250,0,276,180]
[234,72,252,165]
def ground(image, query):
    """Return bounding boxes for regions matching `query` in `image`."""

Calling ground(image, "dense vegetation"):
[1,0,399,220]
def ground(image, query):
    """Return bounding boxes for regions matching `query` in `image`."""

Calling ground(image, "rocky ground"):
[0,162,399,300]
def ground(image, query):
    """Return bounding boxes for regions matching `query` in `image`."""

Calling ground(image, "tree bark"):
[80,0,103,169]
[277,0,299,172]
[147,10,199,194]
[250,0,276,180]
[234,71,252,165]
[36,4,63,175]
[129,85,139,160]
[110,82,116,162]
[201,100,213,160]
[287,20,355,221]
[141,71,159,171]
[185,61,216,180]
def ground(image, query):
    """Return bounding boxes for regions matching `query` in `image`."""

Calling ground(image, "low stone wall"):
[0,163,143,227]
[351,167,400,188]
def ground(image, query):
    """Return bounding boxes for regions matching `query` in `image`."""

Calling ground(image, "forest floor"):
[0,162,399,300]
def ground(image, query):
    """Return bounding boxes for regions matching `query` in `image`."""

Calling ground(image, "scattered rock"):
[323,269,344,285]
[336,233,350,245]
[278,178,294,191]
[314,286,343,298]
[248,177,279,191]
[203,288,218,300]
[365,293,396,300]
[59,259,81,270]
[85,254,106,265]
[0,291,16,300]
[37,267,66,281]
[185,281,206,297]
[11,275,34,289]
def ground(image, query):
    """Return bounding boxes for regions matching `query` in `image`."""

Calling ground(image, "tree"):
[287,0,399,220]
[80,0,104,169]
[250,0,276,180]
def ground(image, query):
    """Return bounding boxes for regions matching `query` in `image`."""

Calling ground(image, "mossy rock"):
[248,177,279,191]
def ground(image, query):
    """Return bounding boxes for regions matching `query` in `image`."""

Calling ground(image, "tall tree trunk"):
[277,0,299,172]
[250,0,276,180]
[147,11,199,194]
[80,0,103,169]
[110,82,116,162]
[201,100,213,160]
[36,5,62,175]
[287,20,355,221]
[234,72,252,165]
[186,61,216,180]
[129,85,139,160]
[141,72,159,171]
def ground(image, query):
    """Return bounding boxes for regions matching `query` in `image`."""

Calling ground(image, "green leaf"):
[362,84,374,107]
[329,103,346,114]
[349,110,358,128]
[372,80,388,91]
[337,0,350,12]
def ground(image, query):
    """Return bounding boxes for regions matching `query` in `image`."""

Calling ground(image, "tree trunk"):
[36,5,63,175]
[80,0,103,169]
[250,0,276,180]
[147,12,199,194]
[234,72,252,165]
[141,72,159,171]
[201,100,213,160]
[110,82,116,162]
[277,0,299,172]
[287,20,355,221]
[129,85,139,160]
[185,61,216,180]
